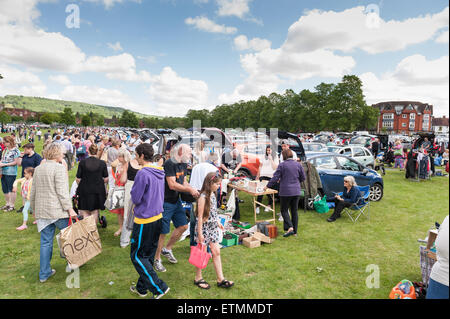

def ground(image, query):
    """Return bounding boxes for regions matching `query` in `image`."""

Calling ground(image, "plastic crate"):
[221,232,238,247]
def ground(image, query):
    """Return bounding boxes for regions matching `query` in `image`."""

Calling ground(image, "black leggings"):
[280,196,300,234]
[257,176,273,206]
[331,199,353,218]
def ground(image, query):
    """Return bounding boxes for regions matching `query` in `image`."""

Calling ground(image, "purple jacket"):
[130,166,165,220]
[267,159,306,197]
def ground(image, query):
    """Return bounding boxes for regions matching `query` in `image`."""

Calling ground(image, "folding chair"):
[338,185,370,222]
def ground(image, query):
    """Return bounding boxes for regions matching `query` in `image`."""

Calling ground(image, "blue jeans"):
[426,278,449,299]
[39,218,70,281]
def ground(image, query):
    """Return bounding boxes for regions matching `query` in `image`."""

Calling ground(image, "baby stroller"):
[375,152,386,175]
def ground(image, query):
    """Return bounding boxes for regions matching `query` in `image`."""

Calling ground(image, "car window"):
[364,149,372,156]
[342,148,352,156]
[314,156,338,169]
[354,147,366,157]
[336,156,361,171]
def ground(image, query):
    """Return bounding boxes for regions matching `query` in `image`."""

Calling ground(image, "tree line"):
[1,75,379,132]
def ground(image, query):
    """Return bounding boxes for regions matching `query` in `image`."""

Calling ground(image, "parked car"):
[327,145,343,153]
[304,152,384,208]
[302,142,328,152]
[334,146,375,168]
[349,135,376,148]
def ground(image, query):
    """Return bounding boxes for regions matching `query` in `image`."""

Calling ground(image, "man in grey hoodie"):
[129,143,170,299]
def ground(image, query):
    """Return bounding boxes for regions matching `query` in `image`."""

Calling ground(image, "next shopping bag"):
[57,215,102,269]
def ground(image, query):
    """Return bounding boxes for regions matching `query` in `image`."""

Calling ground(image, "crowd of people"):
[0,125,448,299]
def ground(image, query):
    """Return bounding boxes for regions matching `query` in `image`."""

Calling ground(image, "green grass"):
[0,131,448,299]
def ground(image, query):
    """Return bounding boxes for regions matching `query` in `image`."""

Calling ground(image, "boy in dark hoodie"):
[129,143,170,299]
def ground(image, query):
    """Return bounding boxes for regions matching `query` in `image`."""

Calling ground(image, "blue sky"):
[0,0,448,117]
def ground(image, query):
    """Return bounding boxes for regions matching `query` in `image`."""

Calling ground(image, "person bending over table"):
[327,176,360,223]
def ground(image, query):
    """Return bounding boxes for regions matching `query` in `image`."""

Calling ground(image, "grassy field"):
[0,131,448,299]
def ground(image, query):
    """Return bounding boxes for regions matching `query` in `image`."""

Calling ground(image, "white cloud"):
[194,0,209,4]
[284,6,449,54]
[436,29,449,43]
[185,16,237,34]
[361,55,449,116]
[234,35,271,51]
[49,74,72,85]
[0,64,47,97]
[148,67,209,116]
[216,0,251,19]
[107,41,123,52]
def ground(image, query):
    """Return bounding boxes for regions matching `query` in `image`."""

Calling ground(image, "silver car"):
[334,146,375,168]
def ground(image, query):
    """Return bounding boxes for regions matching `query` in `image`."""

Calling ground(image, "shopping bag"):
[226,189,236,217]
[188,244,212,269]
[313,195,329,214]
[58,215,102,269]
[125,203,135,232]
[105,185,125,210]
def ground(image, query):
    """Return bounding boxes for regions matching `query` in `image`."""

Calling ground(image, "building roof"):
[372,101,433,114]
[432,117,449,127]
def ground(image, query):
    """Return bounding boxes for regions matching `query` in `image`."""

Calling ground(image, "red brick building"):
[1,107,41,121]
[372,101,433,134]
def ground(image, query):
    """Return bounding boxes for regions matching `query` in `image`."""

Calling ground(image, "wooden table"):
[228,184,278,225]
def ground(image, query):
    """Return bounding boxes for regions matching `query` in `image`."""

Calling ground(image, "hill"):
[0,95,154,119]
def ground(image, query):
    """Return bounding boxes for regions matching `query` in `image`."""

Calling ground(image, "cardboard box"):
[248,181,258,193]
[243,237,261,248]
[426,229,438,250]
[253,231,274,244]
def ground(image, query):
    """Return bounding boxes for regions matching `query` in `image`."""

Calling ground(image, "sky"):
[0,0,448,118]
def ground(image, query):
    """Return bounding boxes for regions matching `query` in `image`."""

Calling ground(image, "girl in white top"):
[256,146,279,214]
[427,215,449,299]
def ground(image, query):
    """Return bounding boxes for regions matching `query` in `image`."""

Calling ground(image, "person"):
[279,140,297,163]
[97,135,110,162]
[120,149,142,248]
[194,171,234,290]
[110,148,130,237]
[129,143,170,299]
[43,130,51,141]
[30,143,77,283]
[427,215,449,299]
[256,145,279,215]
[13,132,22,148]
[327,176,361,222]
[0,136,21,212]
[154,144,200,273]
[12,167,35,231]
[443,149,449,166]
[37,129,42,141]
[266,149,305,237]
[61,134,74,171]
[107,139,121,190]
[393,140,404,169]
[18,143,42,178]
[371,138,380,158]
[220,148,243,221]
[193,140,209,165]
[75,144,109,225]
[127,133,141,153]
[188,152,220,247]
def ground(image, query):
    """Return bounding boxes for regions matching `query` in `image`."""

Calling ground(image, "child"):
[12,167,35,231]
[194,171,234,290]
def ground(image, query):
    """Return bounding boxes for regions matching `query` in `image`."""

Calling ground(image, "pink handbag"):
[189,244,212,269]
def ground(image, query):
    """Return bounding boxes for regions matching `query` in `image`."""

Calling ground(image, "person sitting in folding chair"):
[327,176,362,223]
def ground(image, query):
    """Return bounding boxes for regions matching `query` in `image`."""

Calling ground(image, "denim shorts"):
[1,175,17,194]
[161,199,188,234]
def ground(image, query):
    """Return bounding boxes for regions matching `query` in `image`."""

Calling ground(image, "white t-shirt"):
[260,155,279,178]
[430,215,449,286]
[189,162,219,191]
[279,149,297,163]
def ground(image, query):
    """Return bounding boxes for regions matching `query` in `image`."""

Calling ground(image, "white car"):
[334,145,375,168]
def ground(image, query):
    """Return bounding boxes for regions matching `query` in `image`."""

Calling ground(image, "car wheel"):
[369,183,383,201]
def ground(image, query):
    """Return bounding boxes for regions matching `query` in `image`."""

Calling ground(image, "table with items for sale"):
[228,181,277,225]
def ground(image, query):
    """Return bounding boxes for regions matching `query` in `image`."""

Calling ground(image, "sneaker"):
[0,205,9,210]
[278,213,283,222]
[130,285,148,298]
[255,207,260,215]
[178,229,190,242]
[153,287,170,299]
[154,259,166,272]
[40,269,56,283]
[161,248,178,264]
[17,206,24,213]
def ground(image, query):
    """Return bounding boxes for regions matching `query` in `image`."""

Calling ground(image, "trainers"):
[278,213,283,222]
[161,248,178,264]
[154,259,166,272]
[130,285,148,298]
[255,207,260,215]
[153,287,170,299]
[40,269,56,283]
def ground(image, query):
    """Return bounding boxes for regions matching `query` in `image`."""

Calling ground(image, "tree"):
[96,115,105,126]
[40,113,58,125]
[0,111,11,124]
[60,107,76,125]
[81,114,91,127]
[119,110,139,128]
